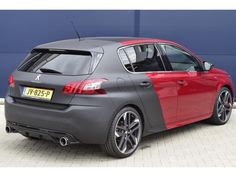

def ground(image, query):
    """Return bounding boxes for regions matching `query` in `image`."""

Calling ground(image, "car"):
[5,37,234,158]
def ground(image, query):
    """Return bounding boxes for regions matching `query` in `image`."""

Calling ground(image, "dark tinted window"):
[119,44,164,72]
[18,50,102,75]
[160,44,201,72]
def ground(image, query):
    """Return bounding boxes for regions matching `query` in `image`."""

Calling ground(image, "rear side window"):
[18,49,102,75]
[119,44,165,72]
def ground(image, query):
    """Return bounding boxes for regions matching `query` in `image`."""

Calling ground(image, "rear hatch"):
[10,49,102,105]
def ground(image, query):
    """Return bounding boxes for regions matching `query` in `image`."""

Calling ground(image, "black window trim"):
[154,43,173,71]
[157,43,204,72]
[117,43,167,74]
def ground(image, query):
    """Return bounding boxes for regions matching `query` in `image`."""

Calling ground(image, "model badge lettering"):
[35,74,41,81]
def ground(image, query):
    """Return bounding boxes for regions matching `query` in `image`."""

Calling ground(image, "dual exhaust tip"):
[5,126,15,133]
[6,126,70,147]
[59,137,69,147]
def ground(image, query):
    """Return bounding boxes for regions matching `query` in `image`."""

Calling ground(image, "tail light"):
[8,74,15,87]
[63,79,107,95]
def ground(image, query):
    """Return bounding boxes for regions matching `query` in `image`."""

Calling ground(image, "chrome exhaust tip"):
[6,126,13,133]
[59,137,69,146]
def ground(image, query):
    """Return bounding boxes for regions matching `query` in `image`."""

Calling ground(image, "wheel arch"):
[122,104,145,132]
[111,103,148,136]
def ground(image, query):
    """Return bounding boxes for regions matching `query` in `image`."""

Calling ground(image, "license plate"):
[22,87,54,100]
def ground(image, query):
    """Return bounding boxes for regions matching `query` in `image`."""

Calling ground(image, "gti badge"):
[35,74,41,81]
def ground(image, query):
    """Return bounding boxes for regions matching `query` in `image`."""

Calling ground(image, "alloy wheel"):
[114,111,142,154]
[217,90,233,122]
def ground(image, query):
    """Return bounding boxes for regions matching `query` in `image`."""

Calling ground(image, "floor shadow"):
[4,121,212,163]
[139,120,214,151]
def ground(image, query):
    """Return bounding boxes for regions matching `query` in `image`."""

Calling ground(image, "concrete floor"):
[0,105,236,167]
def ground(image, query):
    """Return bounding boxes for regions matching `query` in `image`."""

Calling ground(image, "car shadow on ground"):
[4,120,213,163]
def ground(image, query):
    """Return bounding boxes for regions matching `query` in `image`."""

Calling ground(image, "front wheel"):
[208,87,233,125]
[102,107,143,158]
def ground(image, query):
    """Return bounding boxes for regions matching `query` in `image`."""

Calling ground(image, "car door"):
[159,44,217,124]
[118,43,178,131]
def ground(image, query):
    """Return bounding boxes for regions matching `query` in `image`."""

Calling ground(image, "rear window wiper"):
[40,68,62,74]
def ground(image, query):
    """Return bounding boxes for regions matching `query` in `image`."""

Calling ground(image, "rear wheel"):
[208,87,233,125]
[102,107,142,158]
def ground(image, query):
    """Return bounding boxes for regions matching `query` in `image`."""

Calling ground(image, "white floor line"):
[0,98,4,105]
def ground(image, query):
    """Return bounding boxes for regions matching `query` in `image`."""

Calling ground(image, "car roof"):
[35,37,178,52]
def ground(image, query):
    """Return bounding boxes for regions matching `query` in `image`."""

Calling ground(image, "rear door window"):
[119,44,165,72]
[18,50,102,75]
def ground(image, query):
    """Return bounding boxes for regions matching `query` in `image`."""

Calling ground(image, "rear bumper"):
[4,95,115,144]
[6,121,79,144]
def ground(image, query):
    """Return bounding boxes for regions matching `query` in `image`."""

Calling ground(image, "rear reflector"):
[63,79,107,95]
[8,75,15,87]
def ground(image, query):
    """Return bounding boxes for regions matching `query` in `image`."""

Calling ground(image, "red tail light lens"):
[63,82,82,94]
[8,75,15,87]
[63,79,107,95]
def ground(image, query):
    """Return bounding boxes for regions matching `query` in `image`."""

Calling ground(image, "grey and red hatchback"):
[5,37,234,158]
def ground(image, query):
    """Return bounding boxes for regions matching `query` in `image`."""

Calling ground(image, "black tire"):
[102,107,143,158]
[208,87,233,125]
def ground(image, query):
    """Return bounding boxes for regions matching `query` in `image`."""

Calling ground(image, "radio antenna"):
[70,21,81,41]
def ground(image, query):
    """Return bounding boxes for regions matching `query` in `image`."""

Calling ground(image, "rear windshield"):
[18,49,102,75]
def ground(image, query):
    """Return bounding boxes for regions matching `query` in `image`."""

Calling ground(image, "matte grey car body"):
[5,37,165,144]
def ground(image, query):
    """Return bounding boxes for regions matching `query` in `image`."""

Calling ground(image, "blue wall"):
[0,10,236,97]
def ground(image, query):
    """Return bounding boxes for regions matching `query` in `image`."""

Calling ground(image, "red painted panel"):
[146,71,223,130]
[120,39,178,46]
[123,39,234,130]
[146,72,178,125]
[175,72,217,121]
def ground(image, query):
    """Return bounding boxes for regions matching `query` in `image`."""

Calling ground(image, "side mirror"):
[203,61,213,71]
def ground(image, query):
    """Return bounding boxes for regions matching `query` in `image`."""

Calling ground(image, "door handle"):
[139,81,152,88]
[177,80,187,86]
